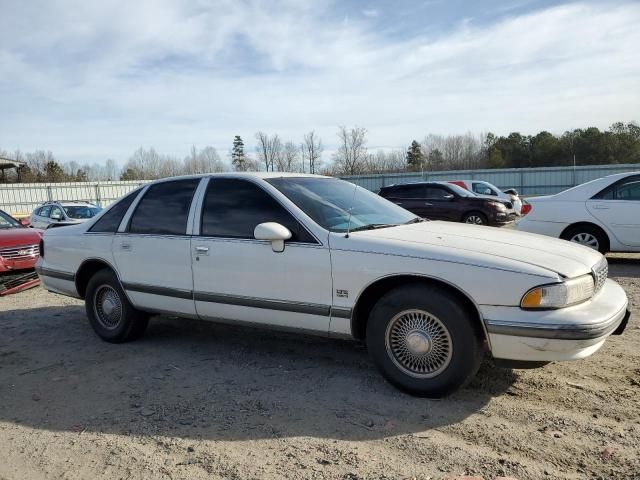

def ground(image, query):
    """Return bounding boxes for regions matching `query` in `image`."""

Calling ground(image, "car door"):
[385,184,430,217]
[31,206,51,229]
[112,178,201,316]
[587,175,640,247]
[424,186,456,220]
[191,177,333,334]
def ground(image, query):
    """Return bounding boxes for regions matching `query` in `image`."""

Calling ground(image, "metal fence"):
[340,163,640,195]
[0,180,148,215]
[1,163,639,215]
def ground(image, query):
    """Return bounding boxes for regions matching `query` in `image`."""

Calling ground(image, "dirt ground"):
[0,255,638,480]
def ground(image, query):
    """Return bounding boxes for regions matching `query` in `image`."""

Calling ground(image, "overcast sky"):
[1,0,639,165]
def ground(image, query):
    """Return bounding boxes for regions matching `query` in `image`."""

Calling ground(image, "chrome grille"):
[592,258,608,293]
[0,244,39,260]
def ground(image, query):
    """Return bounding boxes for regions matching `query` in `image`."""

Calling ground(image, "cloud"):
[362,8,379,18]
[0,0,639,164]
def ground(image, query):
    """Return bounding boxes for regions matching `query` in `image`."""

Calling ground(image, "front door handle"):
[424,202,432,206]
[195,246,209,255]
[120,242,131,251]
[592,205,609,210]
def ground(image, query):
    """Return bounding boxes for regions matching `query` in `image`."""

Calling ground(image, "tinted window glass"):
[395,184,425,199]
[50,206,64,219]
[615,178,640,200]
[90,190,140,233]
[473,182,496,195]
[38,205,52,217]
[424,187,449,199]
[129,180,199,235]
[201,179,315,242]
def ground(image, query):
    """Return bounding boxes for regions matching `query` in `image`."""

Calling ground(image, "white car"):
[36,173,630,397]
[449,180,522,215]
[516,172,640,253]
[31,201,102,229]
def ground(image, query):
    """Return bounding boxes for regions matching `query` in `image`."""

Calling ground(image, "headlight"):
[488,201,507,211]
[521,275,595,309]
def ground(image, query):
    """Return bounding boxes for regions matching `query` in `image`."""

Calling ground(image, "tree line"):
[1,122,638,183]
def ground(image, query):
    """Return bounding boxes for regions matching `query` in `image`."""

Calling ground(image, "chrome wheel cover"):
[94,285,123,330]
[570,232,599,250]
[465,215,484,225]
[385,309,453,378]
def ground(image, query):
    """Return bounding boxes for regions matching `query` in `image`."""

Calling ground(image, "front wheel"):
[85,269,149,343]
[462,212,488,225]
[366,285,484,397]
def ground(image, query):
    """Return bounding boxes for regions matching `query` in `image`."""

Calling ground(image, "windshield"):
[0,210,21,229]
[267,177,418,232]
[63,205,102,219]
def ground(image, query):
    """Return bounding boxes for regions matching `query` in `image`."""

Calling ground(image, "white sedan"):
[36,173,630,397]
[516,172,640,253]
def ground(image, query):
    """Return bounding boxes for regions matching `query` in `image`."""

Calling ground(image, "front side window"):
[473,182,496,196]
[267,177,417,232]
[129,179,199,235]
[424,187,450,199]
[200,178,315,242]
[90,189,140,233]
[50,206,64,220]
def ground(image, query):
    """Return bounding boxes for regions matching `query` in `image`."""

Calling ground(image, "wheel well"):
[75,259,114,298]
[350,275,487,343]
[560,222,610,249]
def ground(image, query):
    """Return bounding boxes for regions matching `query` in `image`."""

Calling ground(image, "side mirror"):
[19,218,31,227]
[444,194,455,200]
[254,222,292,253]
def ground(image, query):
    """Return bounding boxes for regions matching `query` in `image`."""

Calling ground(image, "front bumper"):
[481,279,629,362]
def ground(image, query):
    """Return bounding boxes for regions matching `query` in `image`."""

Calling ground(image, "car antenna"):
[345,183,359,239]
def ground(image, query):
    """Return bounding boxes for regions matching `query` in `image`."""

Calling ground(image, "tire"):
[85,269,149,343]
[561,224,609,254]
[366,284,484,397]
[462,211,488,225]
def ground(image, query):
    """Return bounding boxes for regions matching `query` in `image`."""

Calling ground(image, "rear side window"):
[129,180,199,235]
[38,205,52,217]
[425,187,450,199]
[89,190,140,233]
[394,184,425,199]
[593,175,640,200]
[200,178,315,242]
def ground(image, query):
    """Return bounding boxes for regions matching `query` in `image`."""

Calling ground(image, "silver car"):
[30,201,102,229]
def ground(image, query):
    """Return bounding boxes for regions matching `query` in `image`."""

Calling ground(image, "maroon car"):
[378,181,514,226]
[0,209,42,295]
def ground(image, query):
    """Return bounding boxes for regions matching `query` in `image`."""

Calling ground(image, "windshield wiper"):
[404,217,425,224]
[348,223,398,232]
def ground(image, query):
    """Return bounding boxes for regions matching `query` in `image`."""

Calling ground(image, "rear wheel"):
[366,284,484,397]
[561,224,609,254]
[85,269,149,343]
[462,212,488,225]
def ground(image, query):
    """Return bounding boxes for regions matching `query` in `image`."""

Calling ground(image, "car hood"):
[353,221,602,278]
[0,228,43,248]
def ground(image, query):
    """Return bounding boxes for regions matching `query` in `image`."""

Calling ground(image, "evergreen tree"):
[231,135,246,171]
[406,140,424,170]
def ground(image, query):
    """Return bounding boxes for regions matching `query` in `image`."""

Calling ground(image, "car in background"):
[31,201,102,229]
[379,181,515,226]
[36,173,629,397]
[0,209,42,274]
[449,180,522,215]
[516,172,640,253]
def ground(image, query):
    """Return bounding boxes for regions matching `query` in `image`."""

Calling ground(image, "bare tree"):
[280,141,299,172]
[301,131,323,174]
[255,132,283,171]
[333,126,367,175]
[184,145,225,173]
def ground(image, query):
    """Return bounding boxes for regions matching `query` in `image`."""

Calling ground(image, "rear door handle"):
[195,246,209,255]
[120,242,131,251]
[424,202,432,206]
[593,205,609,210]
[394,201,403,205]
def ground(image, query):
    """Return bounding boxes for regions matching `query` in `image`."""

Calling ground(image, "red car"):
[1,209,43,294]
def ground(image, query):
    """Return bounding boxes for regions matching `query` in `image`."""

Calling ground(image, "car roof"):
[148,172,330,185]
